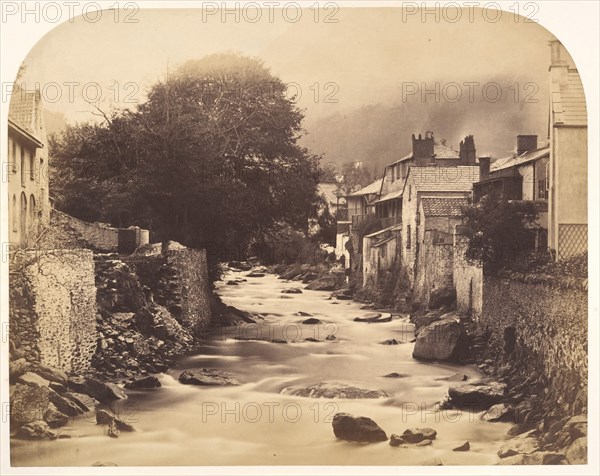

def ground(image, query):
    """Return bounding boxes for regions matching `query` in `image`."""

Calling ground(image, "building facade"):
[400,165,480,289]
[376,132,477,225]
[7,87,50,248]
[547,40,588,260]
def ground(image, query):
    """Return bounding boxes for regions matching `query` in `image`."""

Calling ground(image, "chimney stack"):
[549,40,570,86]
[478,157,491,180]
[412,131,434,159]
[459,135,477,165]
[516,135,538,156]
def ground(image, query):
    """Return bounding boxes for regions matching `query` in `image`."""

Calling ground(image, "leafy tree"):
[461,197,540,273]
[50,53,321,279]
[338,162,373,195]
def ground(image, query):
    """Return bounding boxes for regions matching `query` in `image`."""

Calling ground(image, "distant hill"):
[300,80,548,176]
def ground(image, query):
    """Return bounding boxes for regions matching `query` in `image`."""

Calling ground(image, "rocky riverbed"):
[10,265,586,466]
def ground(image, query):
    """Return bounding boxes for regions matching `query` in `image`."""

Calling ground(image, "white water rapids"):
[11,270,511,466]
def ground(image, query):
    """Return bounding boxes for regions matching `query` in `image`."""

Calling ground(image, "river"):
[11,269,511,466]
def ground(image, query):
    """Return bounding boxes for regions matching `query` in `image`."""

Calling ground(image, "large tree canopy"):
[50,54,322,274]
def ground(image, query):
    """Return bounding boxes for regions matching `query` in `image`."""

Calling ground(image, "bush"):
[354,214,381,238]
[250,223,326,265]
[461,197,540,273]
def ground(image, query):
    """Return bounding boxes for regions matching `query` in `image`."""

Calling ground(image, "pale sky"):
[19,6,562,157]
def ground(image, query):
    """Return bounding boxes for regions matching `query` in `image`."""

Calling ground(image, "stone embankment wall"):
[50,210,149,253]
[414,229,454,308]
[51,210,119,251]
[477,273,587,415]
[9,249,97,373]
[126,242,213,335]
[452,233,483,319]
[90,242,213,377]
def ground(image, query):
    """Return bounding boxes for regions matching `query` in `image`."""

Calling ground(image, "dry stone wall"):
[479,275,587,415]
[126,242,212,336]
[10,249,97,373]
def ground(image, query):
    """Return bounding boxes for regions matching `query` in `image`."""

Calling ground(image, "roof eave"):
[8,119,44,148]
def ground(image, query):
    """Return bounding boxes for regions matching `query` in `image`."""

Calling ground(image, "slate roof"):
[374,188,403,204]
[318,182,342,206]
[405,166,480,193]
[490,146,550,173]
[421,197,470,217]
[551,70,587,127]
[9,85,44,142]
[348,178,383,197]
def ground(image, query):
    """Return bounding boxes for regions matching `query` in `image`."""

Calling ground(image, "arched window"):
[29,194,37,239]
[20,146,25,186]
[40,158,44,187]
[20,192,27,246]
[12,194,17,232]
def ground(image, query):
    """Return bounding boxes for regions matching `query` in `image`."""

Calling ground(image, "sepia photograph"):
[1,1,597,474]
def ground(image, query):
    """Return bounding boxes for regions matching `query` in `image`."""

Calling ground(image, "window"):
[408,185,412,201]
[29,194,37,238]
[20,192,27,246]
[538,180,547,199]
[406,224,411,249]
[12,194,17,232]
[10,139,17,174]
[30,152,35,181]
[39,159,44,188]
[20,146,25,186]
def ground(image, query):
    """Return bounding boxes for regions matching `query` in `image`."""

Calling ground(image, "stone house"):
[474,136,549,203]
[345,178,382,224]
[375,132,477,227]
[337,178,382,266]
[413,197,470,306]
[547,40,588,260]
[474,135,550,249]
[400,165,480,290]
[7,86,50,247]
[362,224,402,288]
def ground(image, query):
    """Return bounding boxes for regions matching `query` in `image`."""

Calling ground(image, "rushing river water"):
[12,270,511,466]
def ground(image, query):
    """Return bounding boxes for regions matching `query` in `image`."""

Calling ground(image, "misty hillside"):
[300,81,549,176]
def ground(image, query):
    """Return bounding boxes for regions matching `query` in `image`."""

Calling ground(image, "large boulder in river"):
[67,377,127,402]
[412,318,468,362]
[282,382,387,399]
[412,310,442,335]
[124,375,161,389]
[282,288,303,294]
[354,312,393,323]
[497,431,543,458]
[448,379,507,409]
[428,285,456,309]
[33,364,68,386]
[401,427,437,443]
[179,369,239,386]
[10,383,51,426]
[332,413,387,442]
[305,276,339,291]
[15,421,57,440]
